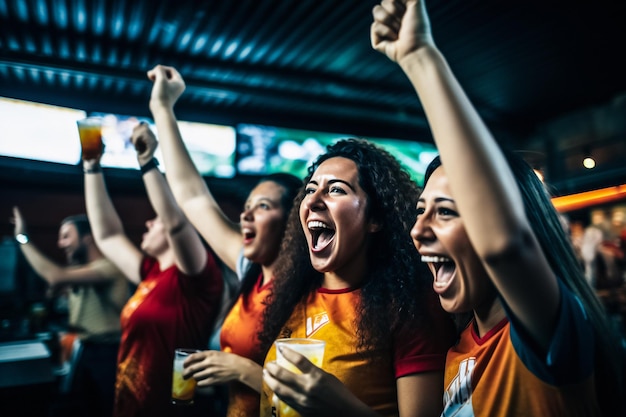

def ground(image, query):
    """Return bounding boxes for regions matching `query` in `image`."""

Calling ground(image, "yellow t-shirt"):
[260,288,455,417]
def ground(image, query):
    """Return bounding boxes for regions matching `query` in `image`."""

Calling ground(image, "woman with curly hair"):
[260,138,456,417]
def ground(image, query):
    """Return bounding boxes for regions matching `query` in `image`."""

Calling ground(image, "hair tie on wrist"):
[140,158,159,175]
[84,164,102,174]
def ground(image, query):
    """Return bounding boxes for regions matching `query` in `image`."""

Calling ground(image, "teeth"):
[421,255,452,263]
[308,221,329,229]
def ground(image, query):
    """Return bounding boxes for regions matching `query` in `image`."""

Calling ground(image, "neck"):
[473,296,506,338]
[154,250,176,271]
[86,244,104,263]
[321,249,369,290]
[322,271,353,290]
[260,264,274,286]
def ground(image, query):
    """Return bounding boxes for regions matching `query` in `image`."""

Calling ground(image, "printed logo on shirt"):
[443,357,476,416]
[306,312,329,337]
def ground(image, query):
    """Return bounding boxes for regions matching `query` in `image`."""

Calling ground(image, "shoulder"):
[87,257,125,279]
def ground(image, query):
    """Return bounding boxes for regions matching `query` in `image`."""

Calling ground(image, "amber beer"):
[171,348,199,405]
[76,117,103,160]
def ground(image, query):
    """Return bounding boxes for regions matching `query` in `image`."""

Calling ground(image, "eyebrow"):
[308,178,355,192]
[245,197,277,206]
[417,196,455,203]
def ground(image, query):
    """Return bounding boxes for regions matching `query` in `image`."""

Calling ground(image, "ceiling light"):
[582,156,596,169]
[582,146,595,169]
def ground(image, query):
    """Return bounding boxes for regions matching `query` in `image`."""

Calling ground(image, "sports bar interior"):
[0,0,625,415]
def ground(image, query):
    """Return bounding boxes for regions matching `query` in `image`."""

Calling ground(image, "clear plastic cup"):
[171,348,199,405]
[76,117,103,160]
[273,338,326,416]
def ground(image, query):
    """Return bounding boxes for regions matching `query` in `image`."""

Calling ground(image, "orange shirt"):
[220,273,272,417]
[443,283,601,416]
[261,287,455,417]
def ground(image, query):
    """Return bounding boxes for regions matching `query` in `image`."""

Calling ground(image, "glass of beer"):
[171,348,199,406]
[273,338,326,417]
[76,117,103,160]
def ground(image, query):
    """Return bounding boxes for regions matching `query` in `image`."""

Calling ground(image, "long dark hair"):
[226,172,303,314]
[425,151,625,416]
[259,138,431,354]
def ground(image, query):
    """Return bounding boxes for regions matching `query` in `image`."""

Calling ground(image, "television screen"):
[92,113,236,178]
[0,96,86,164]
[236,123,438,184]
[366,136,439,186]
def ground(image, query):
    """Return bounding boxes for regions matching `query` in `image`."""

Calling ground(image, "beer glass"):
[273,338,326,417]
[76,117,103,160]
[171,348,199,405]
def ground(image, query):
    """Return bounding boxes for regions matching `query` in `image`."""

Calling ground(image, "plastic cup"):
[273,338,325,417]
[76,117,103,160]
[171,348,199,405]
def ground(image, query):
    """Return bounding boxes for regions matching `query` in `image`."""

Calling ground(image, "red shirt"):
[113,252,223,417]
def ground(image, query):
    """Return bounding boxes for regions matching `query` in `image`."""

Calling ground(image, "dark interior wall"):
[526,92,626,195]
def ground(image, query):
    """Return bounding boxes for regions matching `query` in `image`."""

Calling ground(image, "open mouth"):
[421,255,455,288]
[242,228,256,244]
[308,220,335,251]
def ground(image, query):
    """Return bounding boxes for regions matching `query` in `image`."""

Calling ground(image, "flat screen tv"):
[92,112,236,178]
[0,96,86,165]
[0,97,236,178]
[236,123,438,185]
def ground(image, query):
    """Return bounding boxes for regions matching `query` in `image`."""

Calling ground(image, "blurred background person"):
[83,122,223,417]
[11,208,127,417]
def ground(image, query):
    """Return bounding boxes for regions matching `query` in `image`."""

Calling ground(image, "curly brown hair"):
[258,138,434,353]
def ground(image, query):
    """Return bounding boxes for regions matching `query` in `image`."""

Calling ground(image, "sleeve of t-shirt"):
[177,250,223,297]
[509,279,595,385]
[393,292,457,378]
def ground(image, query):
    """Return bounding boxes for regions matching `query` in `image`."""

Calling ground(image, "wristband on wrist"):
[84,164,102,174]
[15,233,29,245]
[140,158,160,175]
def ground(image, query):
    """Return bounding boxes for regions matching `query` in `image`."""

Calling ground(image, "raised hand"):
[147,64,186,111]
[130,122,158,165]
[371,0,434,64]
[11,206,27,237]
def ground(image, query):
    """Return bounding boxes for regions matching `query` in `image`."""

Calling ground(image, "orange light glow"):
[551,184,626,212]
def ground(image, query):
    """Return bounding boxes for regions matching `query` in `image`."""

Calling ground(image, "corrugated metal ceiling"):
[1,0,625,190]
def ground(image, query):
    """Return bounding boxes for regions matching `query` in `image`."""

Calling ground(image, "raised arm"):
[146,65,242,271]
[84,159,143,284]
[371,0,559,346]
[130,123,207,276]
[11,206,118,286]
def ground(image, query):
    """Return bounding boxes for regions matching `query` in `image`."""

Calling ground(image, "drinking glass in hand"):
[273,338,326,417]
[76,117,103,161]
[171,348,199,406]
